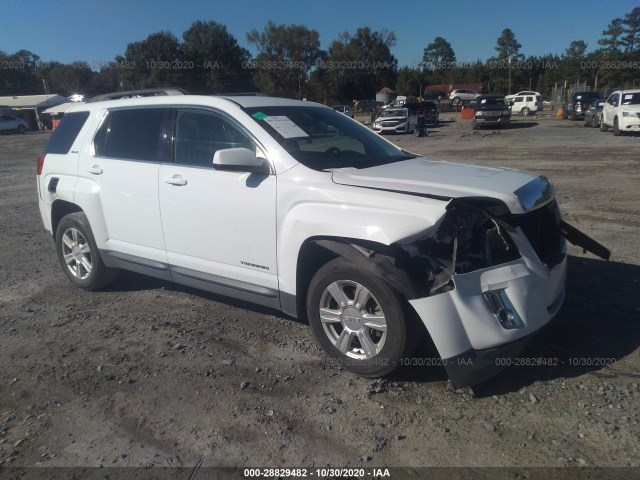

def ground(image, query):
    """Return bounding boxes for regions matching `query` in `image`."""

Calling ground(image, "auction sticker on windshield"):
[262,116,309,138]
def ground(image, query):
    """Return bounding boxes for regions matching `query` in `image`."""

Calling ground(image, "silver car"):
[0,114,28,134]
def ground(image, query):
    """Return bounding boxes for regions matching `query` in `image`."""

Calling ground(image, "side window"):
[514,96,524,103]
[608,94,619,105]
[44,111,90,154]
[174,109,255,168]
[95,108,167,161]
[526,96,533,102]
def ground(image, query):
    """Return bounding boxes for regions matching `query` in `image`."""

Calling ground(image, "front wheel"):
[613,117,622,136]
[306,258,412,377]
[17,125,26,134]
[55,212,119,290]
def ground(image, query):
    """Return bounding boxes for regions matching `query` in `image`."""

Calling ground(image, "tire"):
[17,125,26,134]
[521,107,530,116]
[613,117,622,136]
[583,117,590,127]
[600,121,608,132]
[306,257,413,377]
[591,116,598,128]
[55,212,119,290]
[471,120,478,130]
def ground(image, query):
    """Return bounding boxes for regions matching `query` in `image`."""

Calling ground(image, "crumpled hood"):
[332,157,549,214]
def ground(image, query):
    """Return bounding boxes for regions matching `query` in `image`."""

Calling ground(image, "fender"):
[276,171,449,309]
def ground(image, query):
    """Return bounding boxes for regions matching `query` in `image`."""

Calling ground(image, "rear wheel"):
[17,125,26,134]
[55,212,119,290]
[521,107,531,116]
[591,115,598,128]
[306,258,413,377]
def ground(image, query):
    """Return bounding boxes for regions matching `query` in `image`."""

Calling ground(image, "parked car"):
[508,94,543,116]
[423,90,447,101]
[506,91,541,101]
[600,89,640,136]
[37,91,609,387]
[583,98,606,128]
[354,99,379,113]
[373,107,417,134]
[449,89,479,104]
[332,105,353,118]
[563,91,600,120]
[472,94,511,129]
[404,101,439,126]
[0,114,28,134]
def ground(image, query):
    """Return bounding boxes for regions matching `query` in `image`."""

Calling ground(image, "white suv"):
[37,92,609,387]
[449,89,479,104]
[506,92,543,116]
[601,89,640,136]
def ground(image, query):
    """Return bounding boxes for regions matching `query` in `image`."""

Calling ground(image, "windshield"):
[621,92,640,105]
[380,109,407,117]
[478,97,506,106]
[245,106,415,170]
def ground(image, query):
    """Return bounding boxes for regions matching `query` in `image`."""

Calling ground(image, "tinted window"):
[44,111,90,154]
[174,109,255,167]
[96,108,166,161]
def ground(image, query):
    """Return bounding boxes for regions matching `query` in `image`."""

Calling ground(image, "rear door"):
[77,107,170,266]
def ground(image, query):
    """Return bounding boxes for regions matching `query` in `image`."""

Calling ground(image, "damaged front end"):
[400,182,610,387]
[313,176,610,388]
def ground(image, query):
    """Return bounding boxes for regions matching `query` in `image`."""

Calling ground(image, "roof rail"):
[216,92,266,97]
[86,87,189,103]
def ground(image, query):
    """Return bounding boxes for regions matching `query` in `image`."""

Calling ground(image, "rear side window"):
[94,108,167,161]
[44,112,90,154]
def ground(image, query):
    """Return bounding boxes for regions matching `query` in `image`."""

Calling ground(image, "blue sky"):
[1,0,636,66]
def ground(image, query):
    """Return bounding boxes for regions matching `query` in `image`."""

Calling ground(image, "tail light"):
[37,153,46,175]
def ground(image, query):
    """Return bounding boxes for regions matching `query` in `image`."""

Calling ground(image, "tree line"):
[1,7,638,103]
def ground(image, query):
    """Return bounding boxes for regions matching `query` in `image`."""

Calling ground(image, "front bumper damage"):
[405,194,610,388]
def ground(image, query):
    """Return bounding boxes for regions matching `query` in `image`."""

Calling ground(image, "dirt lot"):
[1,114,640,476]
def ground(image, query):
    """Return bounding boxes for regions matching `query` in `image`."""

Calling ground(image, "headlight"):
[475,111,484,117]
[622,111,638,117]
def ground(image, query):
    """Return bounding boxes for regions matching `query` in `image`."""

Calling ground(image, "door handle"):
[87,165,103,175]
[164,175,187,186]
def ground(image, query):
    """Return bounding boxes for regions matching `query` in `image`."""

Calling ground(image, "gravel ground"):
[1,114,639,475]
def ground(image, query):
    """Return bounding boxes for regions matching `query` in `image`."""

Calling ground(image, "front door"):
[158,108,279,307]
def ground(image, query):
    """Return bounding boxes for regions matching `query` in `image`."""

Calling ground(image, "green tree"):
[565,40,588,59]
[495,28,523,61]
[621,7,640,52]
[181,21,253,93]
[0,49,43,95]
[395,67,423,96]
[422,37,456,69]
[597,19,625,53]
[121,31,183,89]
[320,27,398,102]
[41,61,94,96]
[246,22,322,98]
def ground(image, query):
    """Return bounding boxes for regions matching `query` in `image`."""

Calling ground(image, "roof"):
[61,95,326,115]
[0,94,68,109]
[43,102,83,115]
